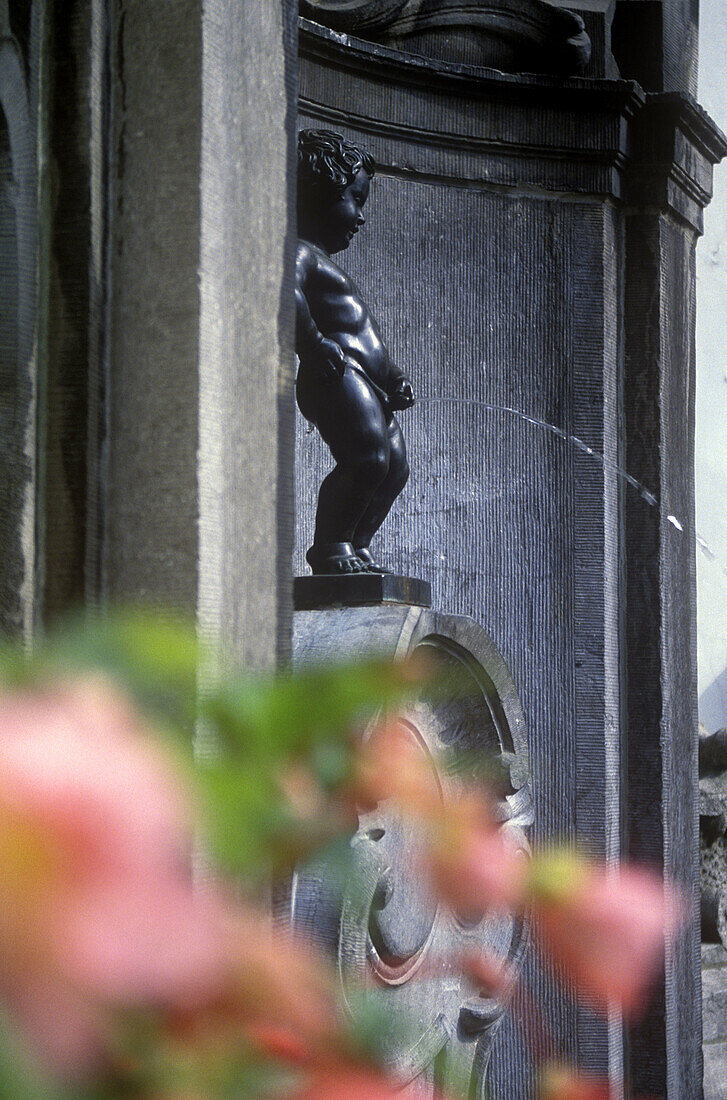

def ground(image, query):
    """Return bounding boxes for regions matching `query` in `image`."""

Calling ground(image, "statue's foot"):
[306,542,365,576]
[355,547,393,574]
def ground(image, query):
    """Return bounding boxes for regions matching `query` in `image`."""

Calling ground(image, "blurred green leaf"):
[0,1009,67,1100]
[203,656,419,763]
[111,1008,302,1099]
[342,986,420,1069]
[0,611,202,731]
[434,1041,476,1099]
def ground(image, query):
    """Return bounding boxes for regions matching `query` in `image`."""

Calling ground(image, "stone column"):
[104,0,297,668]
[612,0,698,95]
[622,96,726,1096]
[0,1,46,641]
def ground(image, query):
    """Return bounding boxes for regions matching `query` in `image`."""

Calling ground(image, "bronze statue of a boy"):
[296,129,414,576]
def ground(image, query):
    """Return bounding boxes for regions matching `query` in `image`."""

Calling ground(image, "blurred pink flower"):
[460,950,515,1000]
[539,1062,661,1099]
[429,813,529,915]
[352,721,443,819]
[0,678,229,1073]
[168,918,339,1060]
[294,1066,429,1099]
[539,1064,612,1099]
[531,856,686,1017]
[354,723,529,914]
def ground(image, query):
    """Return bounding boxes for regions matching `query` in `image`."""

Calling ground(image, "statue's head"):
[297,129,376,253]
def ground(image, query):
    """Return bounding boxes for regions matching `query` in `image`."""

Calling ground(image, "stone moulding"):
[300,0,591,75]
[298,18,727,235]
[299,0,410,31]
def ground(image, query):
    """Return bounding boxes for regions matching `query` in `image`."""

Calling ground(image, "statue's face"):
[324,169,370,254]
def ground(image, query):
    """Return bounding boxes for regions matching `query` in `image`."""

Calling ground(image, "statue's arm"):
[295,248,326,360]
[385,359,406,390]
[295,246,346,382]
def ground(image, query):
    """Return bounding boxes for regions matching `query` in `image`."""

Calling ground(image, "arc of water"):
[413,397,726,579]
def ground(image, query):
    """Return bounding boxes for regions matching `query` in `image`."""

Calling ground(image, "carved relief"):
[288,609,532,1097]
[341,637,531,1092]
[301,0,591,76]
[299,0,410,33]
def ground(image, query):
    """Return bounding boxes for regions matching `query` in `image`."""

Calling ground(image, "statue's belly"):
[331,328,390,390]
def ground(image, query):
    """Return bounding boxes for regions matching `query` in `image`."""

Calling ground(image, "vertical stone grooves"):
[84,0,111,610]
[293,143,621,1092]
[0,15,39,640]
[571,201,610,1079]
[197,0,295,671]
[623,212,701,1098]
[623,213,667,1095]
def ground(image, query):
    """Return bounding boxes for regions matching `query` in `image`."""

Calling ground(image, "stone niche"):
[294,6,727,1097]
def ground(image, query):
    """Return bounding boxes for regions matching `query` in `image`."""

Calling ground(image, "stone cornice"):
[299,17,726,232]
[300,17,640,113]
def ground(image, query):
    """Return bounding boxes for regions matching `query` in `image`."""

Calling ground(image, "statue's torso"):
[299,239,392,389]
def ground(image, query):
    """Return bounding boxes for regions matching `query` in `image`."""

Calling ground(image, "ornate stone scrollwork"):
[287,607,532,1097]
[338,636,531,1091]
[300,0,591,76]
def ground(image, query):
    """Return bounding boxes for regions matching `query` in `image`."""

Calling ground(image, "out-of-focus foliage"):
[0,612,425,881]
[0,613,685,1100]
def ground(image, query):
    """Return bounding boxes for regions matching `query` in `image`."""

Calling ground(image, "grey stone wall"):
[0,1,44,641]
[294,20,726,1095]
[0,0,297,670]
[104,0,297,668]
[702,943,727,1099]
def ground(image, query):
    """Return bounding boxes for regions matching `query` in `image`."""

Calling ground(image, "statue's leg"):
[306,369,390,575]
[353,415,409,572]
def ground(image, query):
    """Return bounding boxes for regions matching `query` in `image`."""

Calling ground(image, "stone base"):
[293,573,431,611]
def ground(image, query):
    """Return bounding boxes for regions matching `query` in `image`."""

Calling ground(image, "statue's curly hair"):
[297,129,375,198]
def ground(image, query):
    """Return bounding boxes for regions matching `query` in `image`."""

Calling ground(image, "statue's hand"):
[313,337,347,384]
[389,376,415,410]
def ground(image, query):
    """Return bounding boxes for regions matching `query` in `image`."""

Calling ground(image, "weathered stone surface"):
[701,724,727,772]
[2,0,299,665]
[705,1040,727,1100]
[699,724,727,947]
[0,3,42,639]
[703,945,727,1099]
[41,0,110,620]
[703,965,727,1043]
[294,573,431,610]
[286,603,531,1097]
[301,0,592,75]
[105,0,297,668]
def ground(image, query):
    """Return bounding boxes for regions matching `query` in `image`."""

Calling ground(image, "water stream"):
[414,396,724,573]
